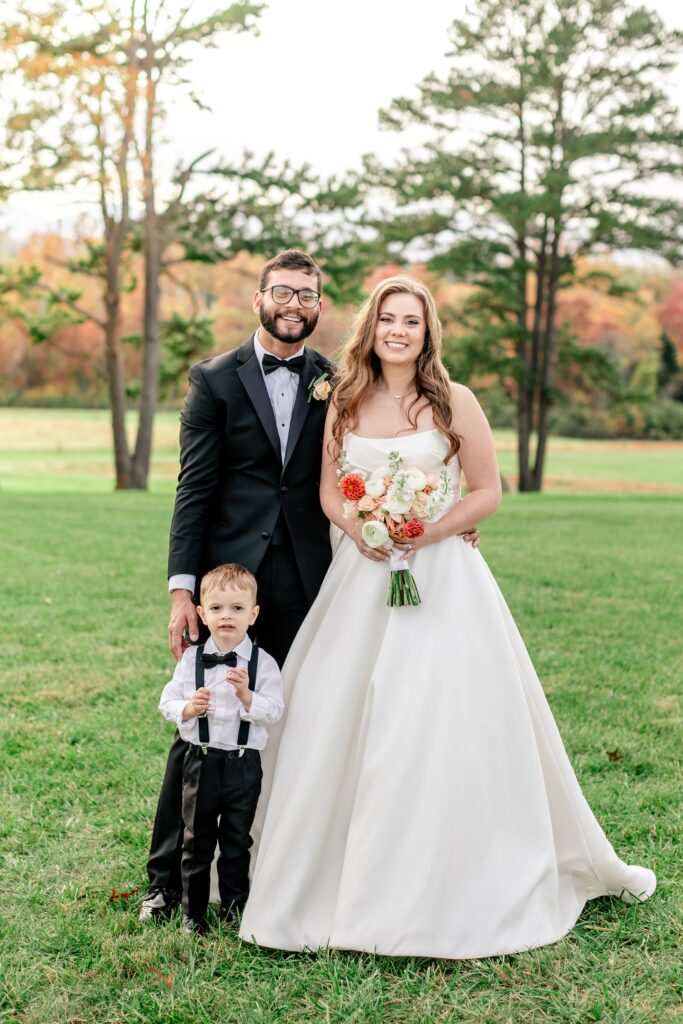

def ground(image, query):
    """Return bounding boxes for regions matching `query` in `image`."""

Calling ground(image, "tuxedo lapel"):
[236,337,281,460]
[283,347,320,473]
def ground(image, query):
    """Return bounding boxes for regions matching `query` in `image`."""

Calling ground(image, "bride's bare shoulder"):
[449,380,480,408]
[449,380,475,402]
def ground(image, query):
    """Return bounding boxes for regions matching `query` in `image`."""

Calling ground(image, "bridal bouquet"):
[338,449,453,606]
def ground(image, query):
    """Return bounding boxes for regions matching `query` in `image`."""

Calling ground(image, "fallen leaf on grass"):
[108,887,140,902]
[606,749,624,762]
[146,966,173,988]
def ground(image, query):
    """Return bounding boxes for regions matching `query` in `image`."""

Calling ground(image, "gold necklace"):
[381,382,415,401]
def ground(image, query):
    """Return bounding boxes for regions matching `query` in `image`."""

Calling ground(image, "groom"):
[140,249,335,922]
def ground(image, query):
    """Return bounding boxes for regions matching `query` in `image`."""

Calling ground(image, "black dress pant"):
[146,534,309,892]
[181,746,262,921]
[252,531,311,669]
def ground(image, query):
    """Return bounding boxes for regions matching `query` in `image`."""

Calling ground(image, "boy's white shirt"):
[158,633,283,751]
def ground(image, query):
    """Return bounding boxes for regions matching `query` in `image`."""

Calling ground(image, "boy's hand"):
[182,687,212,721]
[226,667,252,710]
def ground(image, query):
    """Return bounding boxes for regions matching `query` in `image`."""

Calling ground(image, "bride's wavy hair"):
[331,276,460,462]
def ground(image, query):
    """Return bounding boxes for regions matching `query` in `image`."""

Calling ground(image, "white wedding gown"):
[239,430,655,959]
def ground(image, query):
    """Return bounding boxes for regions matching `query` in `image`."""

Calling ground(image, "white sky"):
[3,0,683,239]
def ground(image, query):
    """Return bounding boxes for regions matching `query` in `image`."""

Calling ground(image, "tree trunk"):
[131,39,160,490]
[515,97,535,493]
[515,249,533,492]
[100,45,135,489]
[103,233,131,489]
[132,223,161,489]
[531,81,567,492]
[532,220,562,490]
[517,388,533,491]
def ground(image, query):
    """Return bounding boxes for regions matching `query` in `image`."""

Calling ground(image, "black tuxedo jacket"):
[168,336,335,605]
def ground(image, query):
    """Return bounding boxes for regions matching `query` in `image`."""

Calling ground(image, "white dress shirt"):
[158,634,284,751]
[253,331,304,462]
[168,330,305,595]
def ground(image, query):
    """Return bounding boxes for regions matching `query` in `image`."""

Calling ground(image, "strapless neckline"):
[347,428,440,442]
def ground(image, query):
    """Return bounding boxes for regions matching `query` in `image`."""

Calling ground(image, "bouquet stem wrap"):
[387,548,421,607]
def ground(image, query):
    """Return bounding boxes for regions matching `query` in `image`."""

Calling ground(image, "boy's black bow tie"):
[201,651,237,667]
[262,353,305,376]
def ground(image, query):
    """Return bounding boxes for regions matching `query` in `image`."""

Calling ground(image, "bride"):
[239,275,655,959]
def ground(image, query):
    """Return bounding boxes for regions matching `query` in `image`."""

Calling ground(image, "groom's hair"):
[199,563,258,604]
[259,249,322,293]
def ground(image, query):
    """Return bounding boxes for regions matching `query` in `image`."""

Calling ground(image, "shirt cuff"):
[169,573,196,594]
[239,691,267,723]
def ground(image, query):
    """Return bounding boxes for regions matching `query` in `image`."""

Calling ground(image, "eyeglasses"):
[261,285,320,309]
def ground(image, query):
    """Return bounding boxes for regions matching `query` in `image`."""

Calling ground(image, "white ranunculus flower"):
[365,476,387,498]
[382,485,414,517]
[403,467,427,491]
[361,520,393,549]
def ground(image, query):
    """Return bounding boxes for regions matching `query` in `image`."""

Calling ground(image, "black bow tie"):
[201,651,237,668]
[262,353,306,376]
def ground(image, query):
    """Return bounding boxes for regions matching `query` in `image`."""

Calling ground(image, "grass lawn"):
[1,409,682,494]
[0,411,682,1022]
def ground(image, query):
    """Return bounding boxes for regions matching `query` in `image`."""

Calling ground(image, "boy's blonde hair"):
[199,563,258,605]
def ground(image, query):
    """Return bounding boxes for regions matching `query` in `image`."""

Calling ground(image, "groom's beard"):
[259,305,319,345]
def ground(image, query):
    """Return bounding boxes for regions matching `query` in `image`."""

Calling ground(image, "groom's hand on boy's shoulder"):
[169,589,199,661]
[459,527,480,549]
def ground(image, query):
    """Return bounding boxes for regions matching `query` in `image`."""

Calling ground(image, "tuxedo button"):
[261,531,270,540]
[281,485,288,494]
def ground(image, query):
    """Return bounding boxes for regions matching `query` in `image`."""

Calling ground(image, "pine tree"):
[372,0,683,489]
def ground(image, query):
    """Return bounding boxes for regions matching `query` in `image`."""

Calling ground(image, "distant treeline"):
[2,240,682,440]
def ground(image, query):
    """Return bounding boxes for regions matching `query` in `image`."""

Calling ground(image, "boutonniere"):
[307,372,331,403]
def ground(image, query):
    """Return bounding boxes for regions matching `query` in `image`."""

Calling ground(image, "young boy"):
[156,563,283,933]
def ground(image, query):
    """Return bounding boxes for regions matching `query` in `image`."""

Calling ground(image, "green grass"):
[1,481,681,1023]
[494,430,683,492]
[2,409,682,494]
[0,409,181,493]
[1,411,681,1020]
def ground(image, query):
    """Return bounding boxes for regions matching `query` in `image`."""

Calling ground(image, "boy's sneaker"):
[220,902,245,924]
[138,887,180,923]
[182,914,207,935]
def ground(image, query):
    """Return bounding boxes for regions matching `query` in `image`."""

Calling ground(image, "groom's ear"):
[252,289,262,314]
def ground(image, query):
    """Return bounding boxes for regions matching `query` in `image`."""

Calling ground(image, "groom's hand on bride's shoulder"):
[459,527,480,548]
[169,589,199,661]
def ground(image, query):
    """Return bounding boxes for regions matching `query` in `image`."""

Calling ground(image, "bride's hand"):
[396,522,481,558]
[393,522,442,559]
[349,524,391,562]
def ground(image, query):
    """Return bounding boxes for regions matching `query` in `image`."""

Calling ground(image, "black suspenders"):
[194,643,210,749]
[194,643,260,752]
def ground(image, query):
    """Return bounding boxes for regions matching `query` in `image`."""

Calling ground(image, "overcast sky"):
[3,0,683,239]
